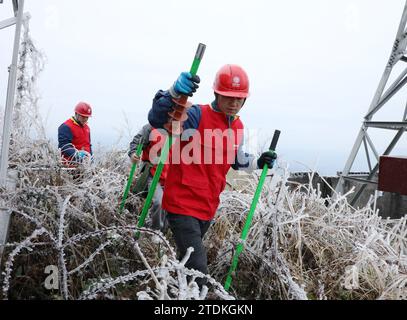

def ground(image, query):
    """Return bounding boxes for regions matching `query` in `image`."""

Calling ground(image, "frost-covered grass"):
[2,147,407,300]
[213,171,407,300]
[1,20,406,300]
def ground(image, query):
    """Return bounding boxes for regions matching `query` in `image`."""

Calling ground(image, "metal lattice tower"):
[0,0,27,185]
[0,0,26,265]
[336,1,407,206]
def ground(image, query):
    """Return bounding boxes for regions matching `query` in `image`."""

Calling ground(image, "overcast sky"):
[1,0,407,175]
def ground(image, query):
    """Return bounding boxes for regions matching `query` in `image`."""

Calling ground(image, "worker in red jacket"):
[128,124,169,231]
[58,102,93,166]
[148,65,277,287]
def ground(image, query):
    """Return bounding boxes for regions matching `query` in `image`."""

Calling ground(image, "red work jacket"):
[141,128,169,186]
[162,105,243,221]
[61,118,91,164]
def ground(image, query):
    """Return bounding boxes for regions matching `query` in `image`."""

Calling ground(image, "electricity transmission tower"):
[0,0,26,264]
[336,1,407,206]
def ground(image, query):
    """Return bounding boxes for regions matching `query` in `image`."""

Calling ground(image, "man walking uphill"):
[58,102,93,166]
[148,64,277,287]
[128,123,169,232]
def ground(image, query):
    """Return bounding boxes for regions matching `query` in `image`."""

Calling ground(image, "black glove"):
[257,150,277,169]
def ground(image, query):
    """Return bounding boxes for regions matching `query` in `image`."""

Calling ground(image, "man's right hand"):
[131,153,141,163]
[172,72,200,97]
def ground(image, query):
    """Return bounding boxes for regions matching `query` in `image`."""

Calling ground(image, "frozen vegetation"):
[0,22,406,300]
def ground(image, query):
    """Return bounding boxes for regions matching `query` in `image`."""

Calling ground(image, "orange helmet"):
[213,64,250,98]
[74,102,92,117]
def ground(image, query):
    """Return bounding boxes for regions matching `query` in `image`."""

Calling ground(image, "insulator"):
[163,96,193,135]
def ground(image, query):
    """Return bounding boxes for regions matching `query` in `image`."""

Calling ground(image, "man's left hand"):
[257,150,277,169]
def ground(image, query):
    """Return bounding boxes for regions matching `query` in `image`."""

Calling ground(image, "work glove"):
[130,152,141,164]
[257,150,277,169]
[76,150,88,162]
[78,150,87,158]
[171,72,200,97]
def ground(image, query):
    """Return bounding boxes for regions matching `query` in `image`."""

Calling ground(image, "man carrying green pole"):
[224,130,280,291]
[135,43,206,238]
[129,123,170,231]
[147,56,278,289]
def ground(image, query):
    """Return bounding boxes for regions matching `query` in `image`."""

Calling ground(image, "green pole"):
[119,143,143,213]
[135,134,172,238]
[190,43,206,76]
[135,43,206,238]
[224,130,281,291]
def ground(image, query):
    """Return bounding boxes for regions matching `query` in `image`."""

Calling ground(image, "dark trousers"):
[167,213,211,286]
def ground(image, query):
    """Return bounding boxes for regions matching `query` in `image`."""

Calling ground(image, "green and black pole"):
[119,143,143,213]
[224,129,281,291]
[135,43,206,238]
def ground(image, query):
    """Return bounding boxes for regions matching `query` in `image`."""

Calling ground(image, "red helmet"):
[74,102,92,117]
[213,64,250,98]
